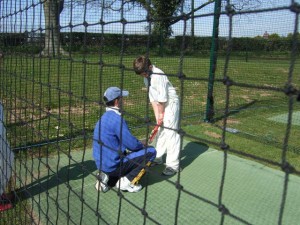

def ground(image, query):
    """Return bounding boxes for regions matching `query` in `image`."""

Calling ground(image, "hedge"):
[0,32,298,56]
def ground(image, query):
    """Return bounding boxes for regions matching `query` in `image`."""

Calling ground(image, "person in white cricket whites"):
[92,87,156,193]
[133,56,181,176]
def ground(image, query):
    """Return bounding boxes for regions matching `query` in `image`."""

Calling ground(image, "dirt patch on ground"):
[276,68,289,74]
[260,93,273,97]
[240,95,252,102]
[204,131,221,139]
[50,105,93,115]
[227,118,240,124]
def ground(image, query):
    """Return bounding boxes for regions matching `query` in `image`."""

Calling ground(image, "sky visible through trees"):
[1,0,299,38]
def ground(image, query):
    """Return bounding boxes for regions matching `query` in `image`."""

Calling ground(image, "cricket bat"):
[148,120,162,144]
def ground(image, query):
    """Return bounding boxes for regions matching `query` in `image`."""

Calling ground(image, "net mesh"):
[0,0,299,224]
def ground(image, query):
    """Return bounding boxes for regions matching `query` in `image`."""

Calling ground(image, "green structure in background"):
[205,0,221,122]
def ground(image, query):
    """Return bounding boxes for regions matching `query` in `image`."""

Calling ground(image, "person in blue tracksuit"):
[93,87,156,193]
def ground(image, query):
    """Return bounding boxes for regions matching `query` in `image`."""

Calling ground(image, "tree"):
[40,0,264,57]
[269,33,280,40]
[136,0,185,38]
[41,0,104,57]
[41,0,67,57]
[135,0,263,38]
[135,0,213,39]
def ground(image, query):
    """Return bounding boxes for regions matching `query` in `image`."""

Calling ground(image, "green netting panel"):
[0,0,299,224]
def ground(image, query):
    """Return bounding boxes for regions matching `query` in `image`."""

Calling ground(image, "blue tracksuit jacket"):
[93,108,144,172]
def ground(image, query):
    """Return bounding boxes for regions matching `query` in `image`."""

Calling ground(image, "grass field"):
[1,53,300,224]
[2,54,299,170]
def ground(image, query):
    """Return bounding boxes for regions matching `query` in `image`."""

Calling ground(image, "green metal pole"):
[204,0,221,122]
[191,0,195,42]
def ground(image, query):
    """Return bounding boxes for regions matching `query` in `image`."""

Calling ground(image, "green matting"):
[268,111,300,126]
[20,140,300,225]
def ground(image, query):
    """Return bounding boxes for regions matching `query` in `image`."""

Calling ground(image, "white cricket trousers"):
[155,98,180,170]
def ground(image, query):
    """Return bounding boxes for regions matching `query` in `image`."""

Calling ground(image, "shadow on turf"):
[211,100,257,123]
[141,141,209,186]
[19,160,97,200]
[19,142,209,196]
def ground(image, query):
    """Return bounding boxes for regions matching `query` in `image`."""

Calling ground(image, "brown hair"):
[103,96,120,106]
[133,56,152,75]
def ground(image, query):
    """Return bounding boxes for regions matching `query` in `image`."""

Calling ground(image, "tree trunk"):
[41,0,68,57]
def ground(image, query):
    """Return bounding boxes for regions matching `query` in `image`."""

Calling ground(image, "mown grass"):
[1,54,299,171]
[1,53,299,224]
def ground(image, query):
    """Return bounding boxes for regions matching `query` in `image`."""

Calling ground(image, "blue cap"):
[103,87,129,102]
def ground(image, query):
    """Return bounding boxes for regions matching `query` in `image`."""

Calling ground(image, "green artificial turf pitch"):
[21,140,300,225]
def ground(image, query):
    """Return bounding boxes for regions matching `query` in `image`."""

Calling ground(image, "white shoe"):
[95,172,109,193]
[115,176,142,193]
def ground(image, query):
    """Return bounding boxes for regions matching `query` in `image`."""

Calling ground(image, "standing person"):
[93,87,156,193]
[133,56,181,176]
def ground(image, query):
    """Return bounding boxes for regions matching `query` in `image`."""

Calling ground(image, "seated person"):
[93,87,156,193]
